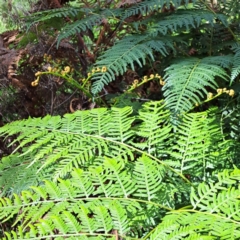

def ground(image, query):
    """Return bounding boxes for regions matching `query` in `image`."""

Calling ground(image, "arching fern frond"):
[25,7,86,29]
[1,167,240,239]
[91,35,174,94]
[57,8,123,47]
[162,56,230,115]
[121,0,197,20]
[148,10,228,37]
[0,101,187,189]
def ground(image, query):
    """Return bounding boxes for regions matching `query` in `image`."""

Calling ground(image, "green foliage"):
[163,56,231,114]
[0,99,237,239]
[23,0,240,113]
[1,0,240,238]
[0,0,37,31]
[151,169,240,239]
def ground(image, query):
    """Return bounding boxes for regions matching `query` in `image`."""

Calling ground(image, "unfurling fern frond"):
[162,56,230,115]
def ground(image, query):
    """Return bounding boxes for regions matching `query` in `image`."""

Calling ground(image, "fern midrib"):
[174,59,201,114]
[1,196,173,212]
[180,119,195,174]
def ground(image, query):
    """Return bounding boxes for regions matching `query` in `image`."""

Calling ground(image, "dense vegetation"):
[0,0,240,239]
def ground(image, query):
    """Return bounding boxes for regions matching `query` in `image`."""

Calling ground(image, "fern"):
[121,0,198,19]
[1,0,240,238]
[57,8,123,47]
[150,169,240,239]
[0,153,53,197]
[0,156,173,238]
[0,101,177,184]
[1,162,240,238]
[162,56,230,115]
[0,99,237,238]
[147,10,228,36]
[91,10,230,95]
[22,0,236,98]
[172,110,218,176]
[25,7,86,28]
[231,44,240,84]
[91,35,175,94]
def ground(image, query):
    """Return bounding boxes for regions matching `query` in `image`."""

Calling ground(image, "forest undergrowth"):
[0,0,240,239]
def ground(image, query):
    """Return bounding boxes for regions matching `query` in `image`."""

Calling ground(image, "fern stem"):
[38,71,93,99]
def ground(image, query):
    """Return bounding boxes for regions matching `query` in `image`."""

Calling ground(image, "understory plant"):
[0,0,240,239]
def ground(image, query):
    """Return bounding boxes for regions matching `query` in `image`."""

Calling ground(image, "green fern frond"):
[132,155,166,201]
[3,168,240,239]
[0,153,54,197]
[133,101,172,156]
[172,110,223,176]
[230,44,240,85]
[57,8,123,47]
[148,10,228,37]
[0,161,170,239]
[220,0,240,18]
[163,56,229,114]
[0,101,187,188]
[120,0,165,19]
[25,7,86,29]
[121,0,197,20]
[149,169,240,239]
[91,35,174,94]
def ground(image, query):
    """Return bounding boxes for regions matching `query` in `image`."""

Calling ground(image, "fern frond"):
[148,169,240,239]
[133,101,172,156]
[148,10,228,37]
[91,35,174,94]
[0,101,188,191]
[132,155,166,201]
[230,44,240,84]
[25,7,86,29]
[0,163,170,239]
[0,153,53,197]
[121,0,197,20]
[57,8,123,47]
[172,110,222,176]
[163,56,229,114]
